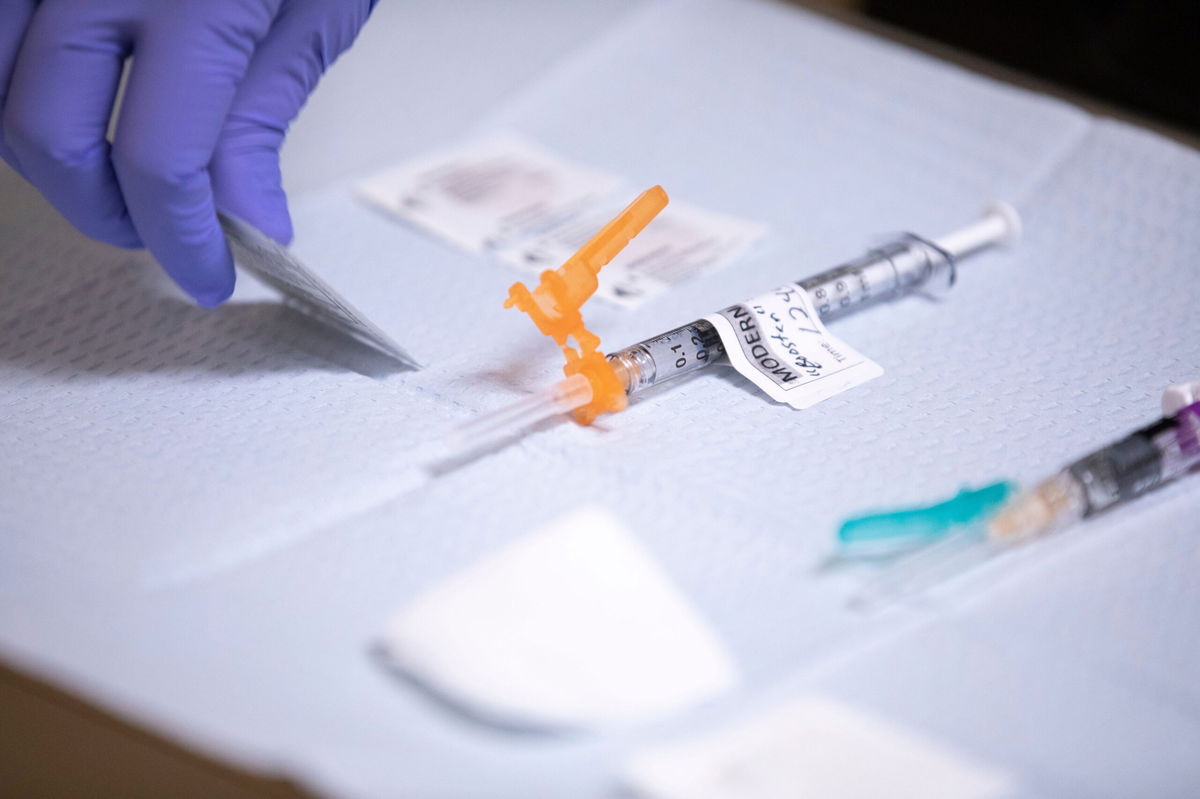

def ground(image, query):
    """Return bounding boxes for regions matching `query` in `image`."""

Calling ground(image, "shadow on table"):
[0,267,410,381]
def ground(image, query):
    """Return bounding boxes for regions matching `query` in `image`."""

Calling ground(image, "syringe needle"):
[408,375,595,479]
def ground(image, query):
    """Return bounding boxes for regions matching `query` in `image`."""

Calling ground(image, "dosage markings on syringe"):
[705,284,882,409]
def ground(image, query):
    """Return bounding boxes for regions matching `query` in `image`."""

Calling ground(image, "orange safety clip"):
[504,185,669,425]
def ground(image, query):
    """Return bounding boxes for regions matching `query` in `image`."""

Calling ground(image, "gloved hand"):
[1,0,377,306]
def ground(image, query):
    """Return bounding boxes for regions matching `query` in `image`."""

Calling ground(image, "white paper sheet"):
[624,695,1014,799]
[357,135,624,254]
[2,1,1198,798]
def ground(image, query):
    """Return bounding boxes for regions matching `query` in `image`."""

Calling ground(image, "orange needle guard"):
[504,186,669,425]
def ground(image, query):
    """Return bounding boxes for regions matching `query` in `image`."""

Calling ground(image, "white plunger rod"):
[933,201,1022,260]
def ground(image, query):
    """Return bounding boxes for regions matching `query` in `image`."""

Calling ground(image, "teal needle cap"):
[837,481,1017,546]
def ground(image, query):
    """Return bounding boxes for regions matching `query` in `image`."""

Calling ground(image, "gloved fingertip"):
[174,245,237,308]
[210,130,297,247]
[256,208,293,248]
[0,145,26,180]
[190,277,235,307]
[189,274,236,308]
[213,167,294,247]
[100,226,145,251]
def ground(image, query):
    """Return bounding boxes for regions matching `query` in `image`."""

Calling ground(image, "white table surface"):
[2,1,1198,797]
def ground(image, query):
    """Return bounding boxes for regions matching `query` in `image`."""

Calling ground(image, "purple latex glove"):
[1,0,376,306]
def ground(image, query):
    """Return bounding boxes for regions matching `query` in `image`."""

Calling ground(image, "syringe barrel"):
[608,319,721,395]
[1068,402,1200,517]
[608,234,954,396]
[988,400,1200,541]
[1067,426,1167,516]
[799,234,954,321]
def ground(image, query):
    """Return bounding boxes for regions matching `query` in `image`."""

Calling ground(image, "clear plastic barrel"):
[609,234,956,396]
[608,320,722,395]
[799,234,955,321]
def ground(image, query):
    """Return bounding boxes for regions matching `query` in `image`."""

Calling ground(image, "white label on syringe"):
[704,284,882,409]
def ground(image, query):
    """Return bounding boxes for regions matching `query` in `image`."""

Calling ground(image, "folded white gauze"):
[377,506,738,730]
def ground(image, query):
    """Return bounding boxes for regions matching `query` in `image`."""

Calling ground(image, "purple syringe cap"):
[1163,381,1200,457]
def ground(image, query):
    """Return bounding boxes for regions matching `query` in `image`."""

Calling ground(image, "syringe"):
[851,384,1200,608]
[989,384,1200,540]
[433,202,1021,460]
[605,203,1020,400]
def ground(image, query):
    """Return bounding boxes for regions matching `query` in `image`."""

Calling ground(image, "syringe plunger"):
[932,202,1021,259]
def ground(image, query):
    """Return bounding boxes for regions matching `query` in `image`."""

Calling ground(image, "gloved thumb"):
[209,0,376,246]
[0,0,38,177]
[211,119,292,245]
